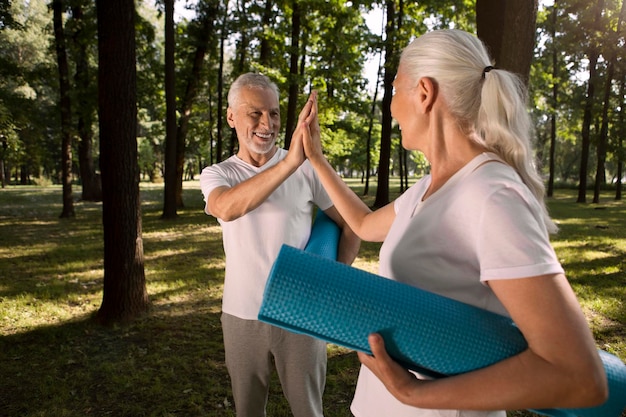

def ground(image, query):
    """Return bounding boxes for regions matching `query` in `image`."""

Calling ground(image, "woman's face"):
[391,63,420,150]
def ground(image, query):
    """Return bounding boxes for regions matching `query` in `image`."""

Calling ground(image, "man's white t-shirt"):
[200,148,333,320]
[351,153,564,417]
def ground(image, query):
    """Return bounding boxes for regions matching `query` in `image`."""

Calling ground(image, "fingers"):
[297,90,318,124]
[359,334,420,403]
[304,91,319,126]
[296,90,324,163]
[360,333,402,379]
[363,333,392,365]
[368,333,387,356]
[357,333,385,368]
[300,113,319,160]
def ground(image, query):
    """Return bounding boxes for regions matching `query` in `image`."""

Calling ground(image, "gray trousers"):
[221,313,327,417]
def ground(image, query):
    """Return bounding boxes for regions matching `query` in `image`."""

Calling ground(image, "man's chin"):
[251,142,276,155]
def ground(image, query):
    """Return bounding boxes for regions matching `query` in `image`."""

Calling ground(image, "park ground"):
[0,180,624,416]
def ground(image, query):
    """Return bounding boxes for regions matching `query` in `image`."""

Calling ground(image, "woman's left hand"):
[358,333,423,405]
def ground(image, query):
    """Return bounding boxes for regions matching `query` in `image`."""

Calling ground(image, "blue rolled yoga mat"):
[303,210,340,259]
[259,213,626,417]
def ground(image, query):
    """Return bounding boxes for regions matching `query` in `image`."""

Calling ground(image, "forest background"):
[2,0,625,208]
[0,0,625,414]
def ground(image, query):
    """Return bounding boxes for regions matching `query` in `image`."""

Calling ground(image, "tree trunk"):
[593,0,624,203]
[259,0,273,66]
[364,11,386,197]
[476,0,538,85]
[364,69,381,197]
[95,0,149,325]
[593,62,612,204]
[0,138,6,187]
[162,0,178,219]
[577,49,599,203]
[53,0,75,218]
[547,3,558,198]
[284,0,301,149]
[175,4,218,208]
[616,75,625,201]
[577,0,605,203]
[373,0,397,209]
[71,2,102,202]
[216,2,227,162]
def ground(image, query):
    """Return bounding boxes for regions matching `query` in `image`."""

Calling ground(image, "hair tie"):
[482,66,495,79]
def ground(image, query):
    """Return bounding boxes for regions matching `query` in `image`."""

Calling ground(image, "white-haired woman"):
[298,29,608,417]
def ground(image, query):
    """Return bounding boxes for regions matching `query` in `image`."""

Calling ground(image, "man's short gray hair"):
[228,73,280,108]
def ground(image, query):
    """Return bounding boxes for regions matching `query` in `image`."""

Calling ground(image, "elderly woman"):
[296,29,608,417]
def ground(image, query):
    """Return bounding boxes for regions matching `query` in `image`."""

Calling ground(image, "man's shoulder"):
[201,155,243,175]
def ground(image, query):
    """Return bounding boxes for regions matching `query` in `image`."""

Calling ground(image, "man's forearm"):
[208,159,297,221]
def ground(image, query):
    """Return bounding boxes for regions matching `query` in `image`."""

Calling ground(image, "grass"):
[0,180,624,417]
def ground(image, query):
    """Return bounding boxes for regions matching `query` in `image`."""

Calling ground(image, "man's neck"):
[237,146,279,167]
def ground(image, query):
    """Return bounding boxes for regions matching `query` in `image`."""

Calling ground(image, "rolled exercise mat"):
[259,244,626,417]
[303,210,340,260]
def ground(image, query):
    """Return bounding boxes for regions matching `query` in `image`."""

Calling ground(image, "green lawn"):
[0,180,624,416]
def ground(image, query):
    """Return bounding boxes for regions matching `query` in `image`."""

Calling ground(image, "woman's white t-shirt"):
[351,153,564,417]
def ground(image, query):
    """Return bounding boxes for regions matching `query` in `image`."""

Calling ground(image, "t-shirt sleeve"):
[477,186,564,281]
[199,165,230,215]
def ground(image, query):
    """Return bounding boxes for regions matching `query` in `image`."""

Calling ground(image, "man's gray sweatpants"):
[221,312,327,417]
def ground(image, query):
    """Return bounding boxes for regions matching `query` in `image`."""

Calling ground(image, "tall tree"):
[364,45,383,197]
[0,0,57,186]
[373,0,399,209]
[616,76,624,200]
[593,0,625,203]
[284,0,301,149]
[216,0,227,162]
[476,0,538,85]
[577,0,604,203]
[95,0,149,324]
[548,3,559,198]
[52,0,75,218]
[162,0,178,219]
[174,1,219,208]
[69,1,101,202]
[258,0,273,66]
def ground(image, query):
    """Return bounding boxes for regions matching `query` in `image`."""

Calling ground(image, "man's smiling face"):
[228,86,281,158]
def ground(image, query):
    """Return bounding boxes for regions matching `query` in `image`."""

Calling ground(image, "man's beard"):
[246,135,277,155]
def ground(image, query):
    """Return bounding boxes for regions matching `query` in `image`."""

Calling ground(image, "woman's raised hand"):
[300,91,325,164]
[286,91,320,169]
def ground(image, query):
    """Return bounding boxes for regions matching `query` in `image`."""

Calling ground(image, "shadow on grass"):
[0,306,229,416]
[0,304,364,417]
[1,185,622,417]
[0,182,362,416]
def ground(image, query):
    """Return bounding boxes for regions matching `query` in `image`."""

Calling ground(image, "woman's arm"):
[298,91,395,242]
[359,273,608,411]
[322,205,361,265]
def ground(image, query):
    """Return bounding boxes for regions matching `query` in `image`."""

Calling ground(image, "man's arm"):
[206,95,316,221]
[206,157,299,221]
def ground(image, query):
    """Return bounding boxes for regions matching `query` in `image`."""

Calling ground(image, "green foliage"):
[530,0,626,189]
[1,0,625,196]
[0,0,58,182]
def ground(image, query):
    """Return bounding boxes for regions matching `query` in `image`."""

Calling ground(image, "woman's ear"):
[416,77,437,113]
